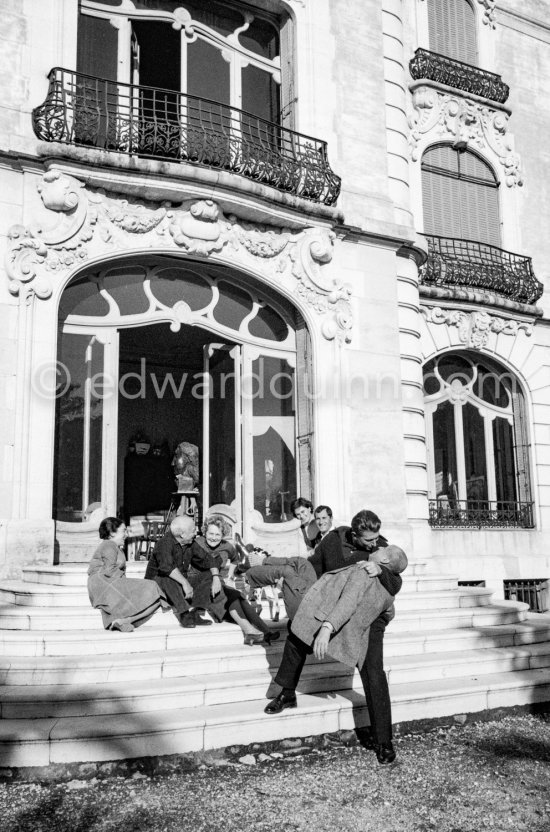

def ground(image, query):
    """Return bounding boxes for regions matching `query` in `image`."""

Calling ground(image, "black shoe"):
[179,611,196,628]
[376,742,396,765]
[264,691,297,714]
[263,630,280,646]
[244,633,264,646]
[193,609,213,626]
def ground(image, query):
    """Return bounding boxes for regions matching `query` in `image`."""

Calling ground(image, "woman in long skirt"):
[88,517,168,632]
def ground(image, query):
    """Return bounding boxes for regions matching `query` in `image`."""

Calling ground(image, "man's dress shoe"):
[264,691,297,714]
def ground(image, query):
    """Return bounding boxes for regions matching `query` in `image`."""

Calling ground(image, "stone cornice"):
[420,284,543,318]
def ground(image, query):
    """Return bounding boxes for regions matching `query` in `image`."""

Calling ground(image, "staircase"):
[1,561,550,768]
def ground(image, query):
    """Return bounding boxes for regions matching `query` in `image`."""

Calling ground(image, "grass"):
[1,714,549,832]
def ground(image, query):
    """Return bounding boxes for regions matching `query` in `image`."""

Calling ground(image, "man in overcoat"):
[264,509,407,765]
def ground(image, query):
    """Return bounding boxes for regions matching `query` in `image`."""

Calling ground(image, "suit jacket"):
[291,564,396,669]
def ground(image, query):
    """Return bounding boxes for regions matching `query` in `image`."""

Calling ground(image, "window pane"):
[77,13,118,80]
[463,402,488,501]
[432,400,457,501]
[240,17,279,59]
[208,348,236,507]
[494,417,517,503]
[437,354,473,385]
[187,37,230,104]
[242,64,280,124]
[251,356,296,523]
[54,333,103,521]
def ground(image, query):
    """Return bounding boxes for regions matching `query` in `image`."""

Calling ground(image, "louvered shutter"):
[422,147,500,245]
[511,390,532,505]
[427,0,477,65]
[280,14,296,130]
[295,318,314,502]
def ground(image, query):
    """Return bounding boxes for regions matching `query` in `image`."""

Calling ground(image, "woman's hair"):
[351,509,381,535]
[291,497,313,514]
[99,516,124,540]
[202,514,230,538]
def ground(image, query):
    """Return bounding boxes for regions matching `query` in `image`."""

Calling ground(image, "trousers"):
[273,615,392,745]
[246,557,317,620]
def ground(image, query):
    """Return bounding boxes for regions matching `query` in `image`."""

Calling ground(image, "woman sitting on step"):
[188,515,280,646]
[88,517,169,632]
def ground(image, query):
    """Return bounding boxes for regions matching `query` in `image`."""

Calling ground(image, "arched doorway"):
[53,255,312,554]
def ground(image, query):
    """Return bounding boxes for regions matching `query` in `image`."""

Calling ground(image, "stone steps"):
[2,665,550,768]
[3,635,550,720]
[1,562,549,769]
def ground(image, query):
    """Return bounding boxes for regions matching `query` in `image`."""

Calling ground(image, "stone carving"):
[478,0,497,28]
[105,200,168,234]
[5,171,352,342]
[409,87,522,186]
[422,306,533,349]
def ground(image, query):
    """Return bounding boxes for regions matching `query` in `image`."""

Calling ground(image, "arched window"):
[424,353,534,527]
[421,145,501,246]
[427,0,477,65]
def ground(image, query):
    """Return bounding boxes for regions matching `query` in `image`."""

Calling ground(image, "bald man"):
[144,516,222,628]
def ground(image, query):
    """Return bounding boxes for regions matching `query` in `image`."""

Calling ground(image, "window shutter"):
[77,13,118,80]
[422,147,500,245]
[427,0,477,65]
[295,318,314,502]
[280,14,296,130]
[511,390,532,505]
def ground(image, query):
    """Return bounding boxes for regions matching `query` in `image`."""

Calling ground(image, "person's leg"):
[358,616,394,761]
[265,629,312,713]
[280,559,317,620]
[247,562,294,591]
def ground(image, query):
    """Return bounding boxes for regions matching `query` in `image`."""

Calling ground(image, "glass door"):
[202,343,242,529]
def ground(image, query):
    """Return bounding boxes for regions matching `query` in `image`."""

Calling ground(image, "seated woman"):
[87,517,168,632]
[189,515,280,646]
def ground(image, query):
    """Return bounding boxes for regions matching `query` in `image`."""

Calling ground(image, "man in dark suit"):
[144,515,221,627]
[264,509,406,765]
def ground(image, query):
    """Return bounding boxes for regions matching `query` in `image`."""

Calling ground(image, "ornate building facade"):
[1,0,550,601]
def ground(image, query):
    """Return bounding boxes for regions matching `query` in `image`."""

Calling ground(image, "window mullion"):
[484,414,497,502]
[454,402,467,501]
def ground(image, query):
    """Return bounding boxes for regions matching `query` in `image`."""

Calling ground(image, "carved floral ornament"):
[408,87,522,186]
[421,305,533,350]
[5,170,352,343]
[418,0,497,29]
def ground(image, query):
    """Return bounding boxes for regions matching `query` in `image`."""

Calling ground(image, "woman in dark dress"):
[88,517,168,632]
[188,516,279,645]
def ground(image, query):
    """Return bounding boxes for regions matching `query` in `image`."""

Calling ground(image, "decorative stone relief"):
[5,170,352,343]
[477,0,497,29]
[409,87,522,186]
[422,306,533,349]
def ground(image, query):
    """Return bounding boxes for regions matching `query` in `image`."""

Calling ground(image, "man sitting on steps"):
[144,515,222,628]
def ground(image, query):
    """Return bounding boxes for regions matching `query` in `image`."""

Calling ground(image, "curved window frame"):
[424,352,534,528]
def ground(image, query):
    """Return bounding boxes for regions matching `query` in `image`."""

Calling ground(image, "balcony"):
[420,235,543,305]
[429,499,535,529]
[32,68,341,207]
[409,48,509,104]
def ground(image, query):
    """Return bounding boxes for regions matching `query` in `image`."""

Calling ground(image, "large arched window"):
[421,145,501,246]
[426,0,477,65]
[424,352,534,527]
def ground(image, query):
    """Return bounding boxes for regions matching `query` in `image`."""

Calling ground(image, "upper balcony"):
[32,68,341,207]
[409,48,509,104]
[420,235,543,306]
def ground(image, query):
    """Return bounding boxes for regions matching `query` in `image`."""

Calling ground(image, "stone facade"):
[0,0,549,600]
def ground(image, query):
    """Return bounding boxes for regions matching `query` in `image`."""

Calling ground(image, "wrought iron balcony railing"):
[32,68,341,206]
[429,499,535,529]
[420,235,543,305]
[409,48,509,104]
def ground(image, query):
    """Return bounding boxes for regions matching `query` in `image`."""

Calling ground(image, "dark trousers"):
[152,570,212,615]
[274,616,392,745]
[247,557,316,620]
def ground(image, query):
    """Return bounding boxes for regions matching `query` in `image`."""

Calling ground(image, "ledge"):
[409,79,512,115]
[420,284,543,319]
[37,143,345,231]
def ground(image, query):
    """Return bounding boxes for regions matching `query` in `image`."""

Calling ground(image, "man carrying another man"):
[263,509,407,766]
